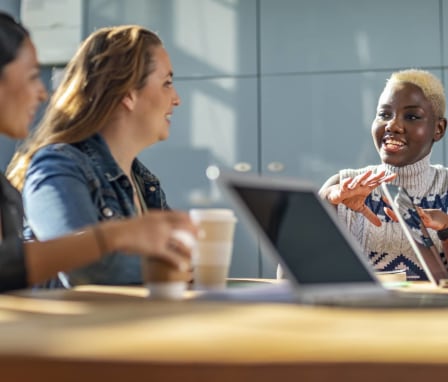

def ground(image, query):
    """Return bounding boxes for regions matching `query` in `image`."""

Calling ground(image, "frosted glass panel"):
[260,0,441,73]
[85,0,257,76]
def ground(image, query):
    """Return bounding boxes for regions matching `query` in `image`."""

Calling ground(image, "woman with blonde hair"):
[319,69,448,280]
[6,19,193,288]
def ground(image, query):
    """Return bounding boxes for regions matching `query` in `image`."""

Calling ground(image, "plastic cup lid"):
[189,208,237,222]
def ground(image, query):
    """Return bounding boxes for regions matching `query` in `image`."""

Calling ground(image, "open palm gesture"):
[326,170,397,226]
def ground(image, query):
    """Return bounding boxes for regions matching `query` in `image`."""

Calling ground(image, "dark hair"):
[0,12,29,74]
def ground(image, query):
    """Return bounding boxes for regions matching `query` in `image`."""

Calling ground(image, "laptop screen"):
[232,184,376,284]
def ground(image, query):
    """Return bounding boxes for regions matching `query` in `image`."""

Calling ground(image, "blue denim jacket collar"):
[76,133,168,210]
[76,133,123,181]
[75,133,158,182]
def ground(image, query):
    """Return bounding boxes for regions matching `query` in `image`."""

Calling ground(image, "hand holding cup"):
[142,228,196,300]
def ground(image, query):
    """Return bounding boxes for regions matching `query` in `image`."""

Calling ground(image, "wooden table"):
[1,281,448,381]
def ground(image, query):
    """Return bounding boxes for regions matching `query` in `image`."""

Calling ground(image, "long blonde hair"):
[7,25,162,190]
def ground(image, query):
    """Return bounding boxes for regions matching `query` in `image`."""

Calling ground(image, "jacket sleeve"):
[0,173,28,292]
[23,146,141,286]
[0,237,27,292]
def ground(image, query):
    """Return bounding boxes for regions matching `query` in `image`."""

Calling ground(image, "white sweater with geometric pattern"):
[338,154,448,280]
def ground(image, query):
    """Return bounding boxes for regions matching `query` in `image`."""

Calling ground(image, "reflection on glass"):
[384,184,433,247]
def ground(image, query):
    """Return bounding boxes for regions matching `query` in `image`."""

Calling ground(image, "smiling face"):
[0,37,47,139]
[371,81,446,167]
[131,45,181,144]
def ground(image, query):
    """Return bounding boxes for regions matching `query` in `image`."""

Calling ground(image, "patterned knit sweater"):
[338,154,448,280]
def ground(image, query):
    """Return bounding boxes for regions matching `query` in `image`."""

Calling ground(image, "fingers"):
[168,236,193,261]
[383,206,398,222]
[140,210,198,241]
[340,177,353,192]
[381,195,390,206]
[166,226,195,270]
[154,238,192,272]
[159,212,197,270]
[346,170,397,190]
[359,204,382,227]
[125,210,197,270]
[158,211,199,238]
[151,253,193,282]
[416,206,426,219]
[380,173,398,183]
[416,208,448,231]
[171,229,197,250]
[349,170,382,189]
[347,171,372,189]
[416,207,432,227]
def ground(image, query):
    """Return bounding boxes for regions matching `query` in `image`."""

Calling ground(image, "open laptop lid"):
[217,172,385,296]
[381,183,448,286]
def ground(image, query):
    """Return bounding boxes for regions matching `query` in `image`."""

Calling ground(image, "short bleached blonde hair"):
[386,69,446,118]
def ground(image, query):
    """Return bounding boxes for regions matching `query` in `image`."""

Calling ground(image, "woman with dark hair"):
[0,12,195,292]
[7,23,186,287]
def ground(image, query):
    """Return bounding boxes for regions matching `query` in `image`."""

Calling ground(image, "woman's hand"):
[325,170,397,227]
[416,208,448,231]
[386,206,448,232]
[104,210,198,272]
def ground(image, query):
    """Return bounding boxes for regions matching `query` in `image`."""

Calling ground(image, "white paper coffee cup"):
[189,208,237,290]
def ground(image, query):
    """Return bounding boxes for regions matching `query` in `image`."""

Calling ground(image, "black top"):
[0,172,27,292]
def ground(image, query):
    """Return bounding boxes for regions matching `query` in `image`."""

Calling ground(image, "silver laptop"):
[381,183,448,285]
[216,171,448,308]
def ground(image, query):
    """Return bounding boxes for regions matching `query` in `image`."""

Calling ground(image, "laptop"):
[216,171,448,308]
[381,183,448,285]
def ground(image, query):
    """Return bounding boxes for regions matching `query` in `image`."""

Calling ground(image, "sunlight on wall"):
[174,0,237,73]
[360,73,378,163]
[191,86,236,165]
[355,30,371,67]
[361,76,376,130]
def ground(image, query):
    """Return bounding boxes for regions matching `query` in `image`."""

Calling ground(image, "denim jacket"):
[23,133,169,287]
